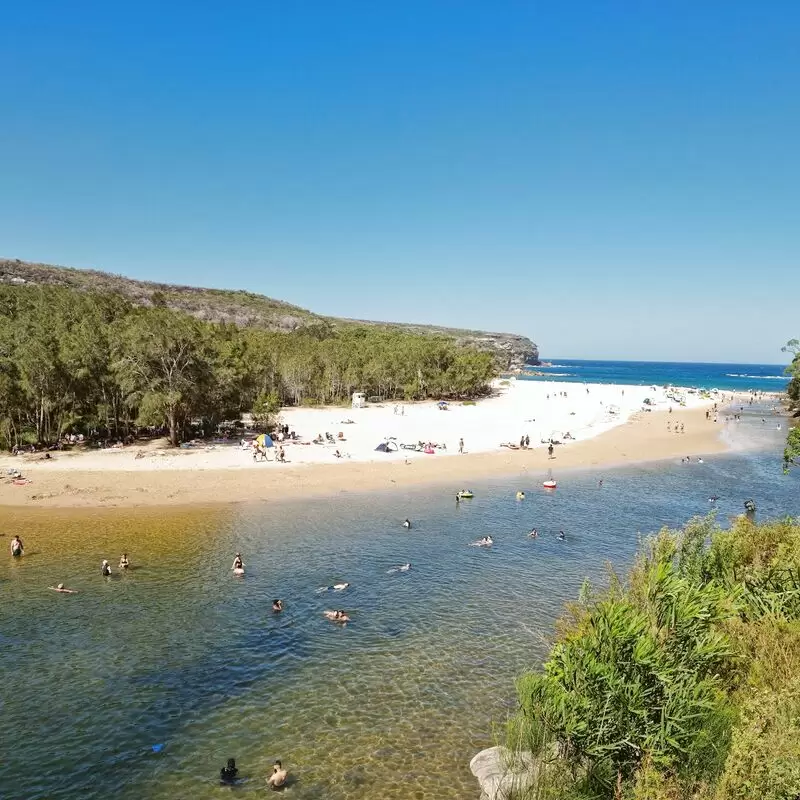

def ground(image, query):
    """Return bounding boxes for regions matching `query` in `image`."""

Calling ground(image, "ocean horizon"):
[524,359,790,393]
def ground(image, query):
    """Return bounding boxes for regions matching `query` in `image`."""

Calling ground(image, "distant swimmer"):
[232,554,244,571]
[324,609,350,623]
[267,760,288,789]
[272,599,284,612]
[470,536,493,547]
[516,491,525,500]
[10,535,24,557]
[387,563,412,573]
[332,582,349,591]
[558,531,565,541]
[101,560,112,577]
[49,583,77,594]
[528,528,538,538]
[697,458,704,464]
[402,519,412,529]
[119,553,130,570]
[220,758,239,785]
[709,495,720,503]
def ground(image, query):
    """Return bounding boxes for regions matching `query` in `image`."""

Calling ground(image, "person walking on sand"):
[548,444,554,459]
[459,437,464,454]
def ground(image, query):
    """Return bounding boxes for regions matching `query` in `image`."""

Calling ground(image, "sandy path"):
[0,405,725,509]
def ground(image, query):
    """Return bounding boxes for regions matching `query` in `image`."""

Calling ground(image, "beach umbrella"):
[255,433,274,449]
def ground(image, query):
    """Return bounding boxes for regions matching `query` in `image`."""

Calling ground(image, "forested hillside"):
[0,258,538,368]
[0,284,497,448]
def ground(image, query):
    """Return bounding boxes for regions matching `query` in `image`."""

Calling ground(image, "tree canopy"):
[0,284,496,448]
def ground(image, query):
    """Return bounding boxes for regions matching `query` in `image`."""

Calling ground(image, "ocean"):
[523,359,790,393]
[0,400,797,799]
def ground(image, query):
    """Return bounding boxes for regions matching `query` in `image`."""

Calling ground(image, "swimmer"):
[220,758,239,784]
[332,582,349,591]
[324,609,350,623]
[402,519,412,529]
[232,554,244,571]
[697,458,704,464]
[101,560,112,577]
[528,528,538,538]
[119,553,130,570]
[49,583,77,594]
[470,536,493,547]
[10,535,24,557]
[272,599,284,612]
[709,495,719,503]
[267,760,287,789]
[558,531,565,541]
[388,563,412,573]
[516,491,525,500]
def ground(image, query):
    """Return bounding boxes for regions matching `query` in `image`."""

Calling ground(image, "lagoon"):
[1,410,797,799]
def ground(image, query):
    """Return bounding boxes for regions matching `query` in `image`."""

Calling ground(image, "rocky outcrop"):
[470,746,538,800]
[0,257,538,365]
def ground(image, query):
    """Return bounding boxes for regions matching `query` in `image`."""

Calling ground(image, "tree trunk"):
[168,409,179,447]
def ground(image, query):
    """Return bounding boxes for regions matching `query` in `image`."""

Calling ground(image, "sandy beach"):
[0,380,734,508]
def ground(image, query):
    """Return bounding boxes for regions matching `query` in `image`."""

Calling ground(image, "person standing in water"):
[10,535,24,557]
[272,599,284,612]
[267,760,288,788]
[101,560,112,576]
[232,554,243,570]
[220,758,239,784]
[119,553,130,570]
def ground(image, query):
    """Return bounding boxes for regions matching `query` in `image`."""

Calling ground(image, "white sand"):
[1,380,716,474]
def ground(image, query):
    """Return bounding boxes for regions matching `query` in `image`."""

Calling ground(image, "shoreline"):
[0,404,729,509]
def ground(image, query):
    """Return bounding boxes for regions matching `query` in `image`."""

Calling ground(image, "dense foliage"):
[507,515,800,800]
[783,339,800,470]
[0,284,495,448]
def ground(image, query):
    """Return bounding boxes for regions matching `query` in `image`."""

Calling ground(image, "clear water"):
[1,410,797,799]
[525,359,791,393]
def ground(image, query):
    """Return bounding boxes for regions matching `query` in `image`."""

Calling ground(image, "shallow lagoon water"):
[1,413,797,799]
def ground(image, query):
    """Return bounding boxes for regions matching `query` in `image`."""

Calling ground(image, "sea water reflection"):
[1,419,797,799]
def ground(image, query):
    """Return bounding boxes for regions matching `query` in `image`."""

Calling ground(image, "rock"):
[470,746,538,800]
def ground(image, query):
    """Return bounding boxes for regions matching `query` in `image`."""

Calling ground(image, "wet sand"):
[0,406,727,508]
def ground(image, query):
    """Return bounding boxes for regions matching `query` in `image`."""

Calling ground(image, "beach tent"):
[374,441,398,453]
[255,433,274,449]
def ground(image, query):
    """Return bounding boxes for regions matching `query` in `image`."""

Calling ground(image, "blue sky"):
[1,1,798,363]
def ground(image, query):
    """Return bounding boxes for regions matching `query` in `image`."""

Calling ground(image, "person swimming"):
[402,519,412,529]
[516,491,525,500]
[267,760,287,789]
[332,582,349,591]
[324,609,350,623]
[232,554,244,570]
[387,563,412,573]
[528,528,538,538]
[220,758,239,784]
[10,535,24,557]
[49,583,77,594]
[709,495,720,503]
[558,531,565,541]
[272,599,284,612]
[471,536,493,547]
[101,560,112,576]
[119,553,130,569]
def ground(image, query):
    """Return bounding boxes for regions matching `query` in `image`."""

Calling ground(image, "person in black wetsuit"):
[220,758,239,784]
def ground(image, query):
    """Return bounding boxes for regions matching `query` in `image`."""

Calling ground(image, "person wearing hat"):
[101,560,112,577]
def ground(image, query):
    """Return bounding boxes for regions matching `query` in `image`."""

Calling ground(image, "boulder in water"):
[469,746,537,800]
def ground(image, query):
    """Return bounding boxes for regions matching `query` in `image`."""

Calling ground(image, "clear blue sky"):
[1,2,798,363]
